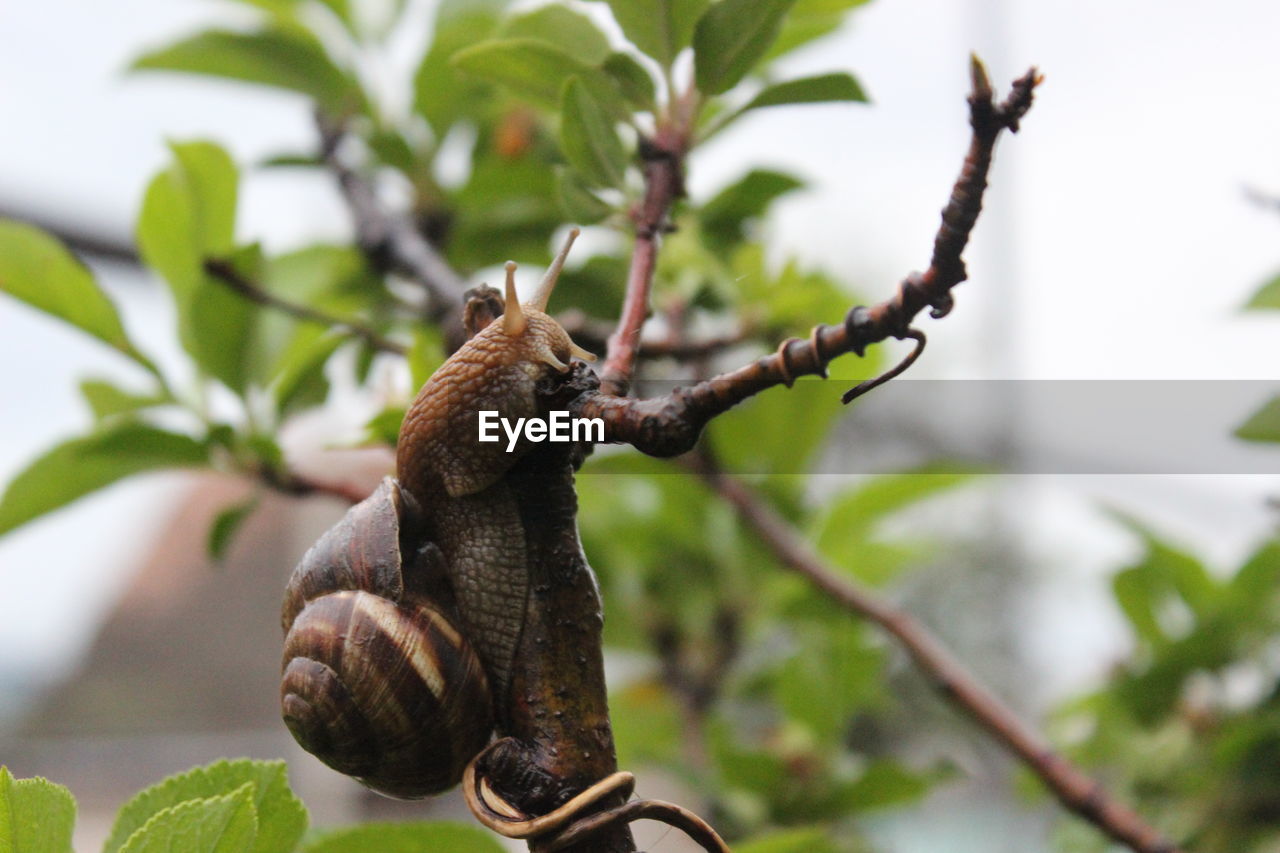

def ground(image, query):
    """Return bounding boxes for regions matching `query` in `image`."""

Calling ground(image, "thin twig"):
[600,128,688,396]
[571,61,1040,456]
[315,114,468,340]
[203,258,407,355]
[691,460,1183,853]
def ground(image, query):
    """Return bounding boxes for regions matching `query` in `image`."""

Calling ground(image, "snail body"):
[281,230,595,799]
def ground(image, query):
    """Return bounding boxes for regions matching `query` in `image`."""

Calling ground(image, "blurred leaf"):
[500,5,612,63]
[0,766,76,853]
[605,0,710,65]
[692,0,798,95]
[767,0,870,62]
[452,38,596,109]
[117,785,257,853]
[363,405,406,447]
[413,0,506,134]
[0,220,155,372]
[272,329,345,417]
[708,379,843,477]
[1235,395,1280,443]
[610,680,685,770]
[552,252,627,317]
[842,758,934,810]
[0,423,209,537]
[701,169,805,247]
[560,76,627,189]
[815,468,978,541]
[409,326,445,388]
[79,379,169,421]
[138,142,257,393]
[556,167,614,224]
[132,29,363,116]
[603,52,658,110]
[300,821,505,853]
[107,760,305,853]
[740,72,867,112]
[1244,271,1280,309]
[207,497,260,562]
[736,827,838,853]
[772,623,883,740]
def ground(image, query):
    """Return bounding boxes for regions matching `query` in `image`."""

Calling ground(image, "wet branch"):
[693,461,1184,853]
[572,60,1040,456]
[315,114,468,340]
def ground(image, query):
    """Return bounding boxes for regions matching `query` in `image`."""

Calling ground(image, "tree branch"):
[572,60,1040,456]
[693,461,1183,853]
[600,125,689,396]
[315,114,469,344]
[203,258,407,355]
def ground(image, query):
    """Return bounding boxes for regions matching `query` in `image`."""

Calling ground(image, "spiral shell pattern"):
[280,478,493,798]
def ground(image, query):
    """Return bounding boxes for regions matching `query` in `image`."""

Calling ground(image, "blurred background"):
[1,0,1278,851]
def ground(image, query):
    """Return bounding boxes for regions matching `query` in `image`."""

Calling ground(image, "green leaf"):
[107,760,305,853]
[451,38,609,110]
[0,220,154,371]
[79,379,169,421]
[117,784,257,853]
[408,326,446,389]
[603,52,658,110]
[560,77,627,189]
[740,71,867,111]
[736,827,837,853]
[132,29,363,116]
[138,142,258,393]
[1244,271,1280,310]
[413,0,506,134]
[605,0,710,65]
[701,169,805,247]
[207,497,259,561]
[300,821,506,853]
[0,766,76,853]
[843,758,935,810]
[0,423,210,537]
[815,469,979,541]
[500,5,612,64]
[1236,395,1280,443]
[362,405,406,447]
[708,379,843,477]
[272,329,345,417]
[610,681,685,770]
[692,0,799,95]
[556,167,614,224]
[767,0,870,62]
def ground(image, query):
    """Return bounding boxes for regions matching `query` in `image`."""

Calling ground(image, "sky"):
[1,0,1278,736]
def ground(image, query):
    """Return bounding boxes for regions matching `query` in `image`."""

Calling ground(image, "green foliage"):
[0,767,76,853]
[0,220,155,373]
[0,423,209,537]
[1054,530,1280,852]
[605,0,710,66]
[133,29,365,117]
[1,760,518,853]
[693,0,799,95]
[1235,394,1280,443]
[1244,270,1280,309]
[300,822,506,853]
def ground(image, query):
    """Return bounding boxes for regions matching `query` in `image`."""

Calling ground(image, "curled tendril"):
[464,744,730,853]
[841,327,927,404]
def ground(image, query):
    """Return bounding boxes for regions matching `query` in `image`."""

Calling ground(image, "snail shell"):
[280,478,494,798]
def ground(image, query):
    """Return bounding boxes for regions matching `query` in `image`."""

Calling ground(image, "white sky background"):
[0,0,1278,748]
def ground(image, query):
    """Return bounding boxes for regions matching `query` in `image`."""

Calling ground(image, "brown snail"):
[280,229,594,798]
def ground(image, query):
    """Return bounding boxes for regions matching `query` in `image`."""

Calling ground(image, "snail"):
[280,229,595,798]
